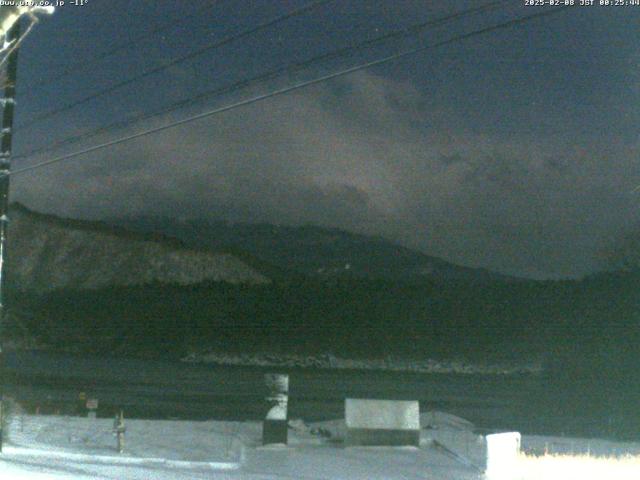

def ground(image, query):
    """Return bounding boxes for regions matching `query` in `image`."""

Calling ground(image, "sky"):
[5,0,640,279]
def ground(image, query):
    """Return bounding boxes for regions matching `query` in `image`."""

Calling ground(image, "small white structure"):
[345,399,420,446]
[485,431,521,479]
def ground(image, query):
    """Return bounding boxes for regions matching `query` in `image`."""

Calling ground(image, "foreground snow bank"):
[2,412,639,479]
[517,453,640,480]
[0,412,487,479]
[5,414,243,465]
[183,351,541,375]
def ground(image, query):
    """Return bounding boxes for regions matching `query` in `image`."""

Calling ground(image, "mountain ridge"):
[107,215,519,283]
[5,203,270,292]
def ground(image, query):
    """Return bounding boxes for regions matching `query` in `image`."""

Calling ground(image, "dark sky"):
[7,0,640,279]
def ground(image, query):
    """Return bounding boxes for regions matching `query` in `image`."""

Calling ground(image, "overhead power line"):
[16,0,332,129]
[9,6,570,178]
[14,0,508,161]
[27,1,223,90]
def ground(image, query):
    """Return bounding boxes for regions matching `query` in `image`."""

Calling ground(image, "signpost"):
[86,398,98,418]
[113,410,125,453]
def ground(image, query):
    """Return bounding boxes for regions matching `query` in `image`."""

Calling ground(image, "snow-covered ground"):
[183,351,541,375]
[1,411,638,479]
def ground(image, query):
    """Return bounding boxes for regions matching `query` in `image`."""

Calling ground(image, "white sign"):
[86,399,99,410]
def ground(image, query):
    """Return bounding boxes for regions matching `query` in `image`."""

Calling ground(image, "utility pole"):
[0,20,21,453]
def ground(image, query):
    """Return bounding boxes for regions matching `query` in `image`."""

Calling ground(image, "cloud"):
[11,70,640,279]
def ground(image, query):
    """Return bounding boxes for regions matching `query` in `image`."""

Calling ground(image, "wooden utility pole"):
[0,20,21,453]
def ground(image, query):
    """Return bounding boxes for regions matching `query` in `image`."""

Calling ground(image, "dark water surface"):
[3,350,637,441]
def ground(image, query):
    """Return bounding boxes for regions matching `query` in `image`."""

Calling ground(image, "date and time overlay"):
[526,0,640,6]
[0,1,637,10]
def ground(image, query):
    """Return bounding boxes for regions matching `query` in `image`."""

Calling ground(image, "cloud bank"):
[12,71,640,278]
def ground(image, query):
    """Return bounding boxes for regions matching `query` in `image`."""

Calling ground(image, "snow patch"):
[2,413,640,479]
[183,351,542,375]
